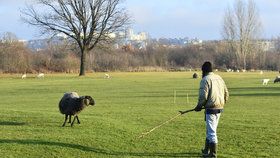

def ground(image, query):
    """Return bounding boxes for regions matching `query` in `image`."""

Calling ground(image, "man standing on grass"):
[180,61,229,157]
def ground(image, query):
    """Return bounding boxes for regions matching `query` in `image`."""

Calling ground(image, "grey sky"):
[0,0,280,40]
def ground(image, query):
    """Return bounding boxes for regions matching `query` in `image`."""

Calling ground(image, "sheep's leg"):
[71,115,77,127]
[62,115,68,127]
[76,116,81,124]
[68,115,72,123]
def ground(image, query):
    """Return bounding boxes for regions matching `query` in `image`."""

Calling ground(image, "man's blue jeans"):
[206,113,221,143]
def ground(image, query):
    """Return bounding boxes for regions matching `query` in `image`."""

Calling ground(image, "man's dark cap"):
[202,61,213,73]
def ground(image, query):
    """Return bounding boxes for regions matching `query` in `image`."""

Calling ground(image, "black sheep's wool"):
[59,92,95,127]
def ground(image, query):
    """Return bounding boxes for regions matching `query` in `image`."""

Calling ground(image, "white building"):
[125,28,148,41]
[259,40,275,51]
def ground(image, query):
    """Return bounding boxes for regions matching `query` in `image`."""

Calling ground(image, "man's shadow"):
[0,121,26,126]
[0,139,201,157]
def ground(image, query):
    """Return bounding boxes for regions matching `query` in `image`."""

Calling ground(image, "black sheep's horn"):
[86,96,95,105]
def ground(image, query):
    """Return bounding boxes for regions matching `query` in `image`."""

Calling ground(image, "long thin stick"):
[138,113,182,139]
[174,90,176,104]
[137,108,197,139]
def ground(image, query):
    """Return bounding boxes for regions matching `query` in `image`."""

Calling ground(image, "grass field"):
[0,72,279,158]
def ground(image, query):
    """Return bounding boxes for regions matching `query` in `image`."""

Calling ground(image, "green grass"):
[0,72,279,158]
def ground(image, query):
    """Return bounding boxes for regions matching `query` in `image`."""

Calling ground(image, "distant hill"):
[26,36,67,51]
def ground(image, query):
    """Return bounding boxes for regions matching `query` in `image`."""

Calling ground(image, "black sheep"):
[274,76,280,83]
[59,92,95,127]
[193,73,198,79]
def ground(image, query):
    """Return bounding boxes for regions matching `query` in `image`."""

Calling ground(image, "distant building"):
[258,40,275,52]
[8,29,208,51]
[125,28,148,41]
[189,38,203,45]
[155,37,202,47]
[115,28,149,50]
[56,33,68,39]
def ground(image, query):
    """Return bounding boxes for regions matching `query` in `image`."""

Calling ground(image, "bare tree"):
[0,32,31,73]
[22,0,130,76]
[222,0,262,70]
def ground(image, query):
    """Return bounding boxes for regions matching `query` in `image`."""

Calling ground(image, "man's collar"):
[205,72,214,77]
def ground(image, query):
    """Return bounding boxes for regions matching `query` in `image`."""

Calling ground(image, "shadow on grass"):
[230,93,280,97]
[0,139,200,157]
[0,121,26,126]
[229,87,280,97]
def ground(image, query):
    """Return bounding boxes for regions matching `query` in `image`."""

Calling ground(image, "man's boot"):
[208,143,217,158]
[201,139,210,156]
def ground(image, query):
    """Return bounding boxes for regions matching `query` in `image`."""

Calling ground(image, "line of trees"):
[1,34,280,73]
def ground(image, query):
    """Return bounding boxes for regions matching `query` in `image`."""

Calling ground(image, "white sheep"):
[37,73,44,78]
[262,79,270,85]
[226,69,232,72]
[21,74,27,79]
[260,71,263,75]
[104,73,110,79]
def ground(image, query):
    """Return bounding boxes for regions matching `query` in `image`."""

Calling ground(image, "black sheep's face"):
[84,96,95,106]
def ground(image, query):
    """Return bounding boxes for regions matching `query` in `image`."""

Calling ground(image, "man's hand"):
[179,111,185,114]
[194,106,202,112]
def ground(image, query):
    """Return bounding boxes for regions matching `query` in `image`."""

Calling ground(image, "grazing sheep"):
[37,73,44,78]
[192,73,198,79]
[226,69,232,72]
[59,92,95,127]
[262,79,270,85]
[104,73,110,79]
[274,76,280,83]
[21,74,27,79]
[260,71,263,75]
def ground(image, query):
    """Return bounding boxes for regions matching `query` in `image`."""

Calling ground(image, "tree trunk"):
[79,49,86,76]
[243,56,246,70]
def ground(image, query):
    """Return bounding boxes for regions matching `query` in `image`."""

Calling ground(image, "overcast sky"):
[0,0,280,40]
